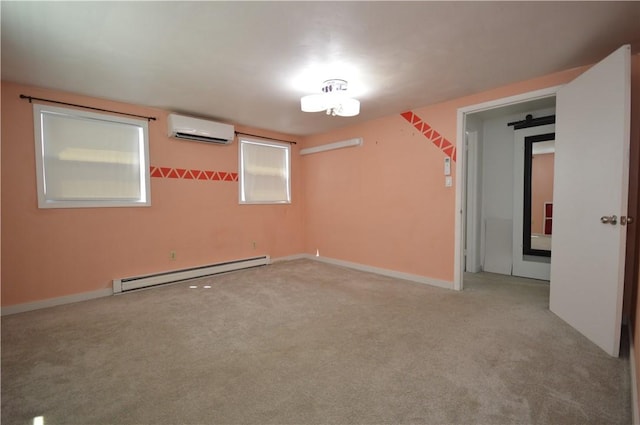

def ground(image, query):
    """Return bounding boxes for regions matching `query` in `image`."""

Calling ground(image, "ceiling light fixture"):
[300,79,360,117]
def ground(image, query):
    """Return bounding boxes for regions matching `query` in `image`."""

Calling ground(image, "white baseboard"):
[630,325,639,425]
[299,254,453,290]
[2,253,453,315]
[1,288,113,316]
[270,253,309,263]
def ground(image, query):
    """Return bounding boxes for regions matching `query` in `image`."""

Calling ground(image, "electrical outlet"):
[170,250,177,260]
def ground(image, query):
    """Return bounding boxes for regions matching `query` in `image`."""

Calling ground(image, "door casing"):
[454,86,561,290]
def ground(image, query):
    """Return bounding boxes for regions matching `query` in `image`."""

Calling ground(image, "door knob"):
[621,216,634,225]
[601,215,618,225]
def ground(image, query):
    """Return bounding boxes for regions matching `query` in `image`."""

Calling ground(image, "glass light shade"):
[300,94,360,116]
[301,94,328,112]
[335,97,360,117]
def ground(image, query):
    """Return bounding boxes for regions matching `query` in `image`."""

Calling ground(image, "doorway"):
[453,44,631,357]
[456,91,558,286]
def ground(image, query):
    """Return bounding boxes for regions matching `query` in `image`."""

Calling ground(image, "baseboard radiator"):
[112,255,270,294]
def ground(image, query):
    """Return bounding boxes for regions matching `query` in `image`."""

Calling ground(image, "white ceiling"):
[2,1,640,136]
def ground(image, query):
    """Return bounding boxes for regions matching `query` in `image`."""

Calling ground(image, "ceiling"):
[2,2,640,136]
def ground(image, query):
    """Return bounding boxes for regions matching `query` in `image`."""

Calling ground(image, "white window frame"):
[33,104,151,208]
[239,137,291,204]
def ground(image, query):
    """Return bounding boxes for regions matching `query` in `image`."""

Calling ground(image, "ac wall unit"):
[168,113,235,145]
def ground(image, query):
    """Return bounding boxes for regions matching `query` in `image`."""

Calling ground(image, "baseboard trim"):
[2,253,453,315]
[1,288,113,316]
[630,325,639,425]
[305,254,453,290]
[270,253,309,262]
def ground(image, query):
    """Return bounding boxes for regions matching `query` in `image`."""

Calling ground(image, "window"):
[33,104,150,208]
[239,138,291,204]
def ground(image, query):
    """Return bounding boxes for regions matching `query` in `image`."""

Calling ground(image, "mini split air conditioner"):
[168,113,235,145]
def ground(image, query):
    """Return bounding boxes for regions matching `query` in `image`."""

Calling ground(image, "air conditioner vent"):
[168,114,235,145]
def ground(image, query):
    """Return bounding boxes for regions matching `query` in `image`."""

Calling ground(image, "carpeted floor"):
[1,259,631,424]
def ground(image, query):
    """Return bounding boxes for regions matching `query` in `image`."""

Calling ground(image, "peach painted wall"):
[302,114,455,282]
[1,81,304,306]
[531,153,554,235]
[302,66,589,283]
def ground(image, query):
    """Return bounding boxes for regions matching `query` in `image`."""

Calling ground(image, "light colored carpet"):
[1,259,630,424]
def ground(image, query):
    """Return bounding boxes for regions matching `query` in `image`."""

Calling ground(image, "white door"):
[550,45,631,357]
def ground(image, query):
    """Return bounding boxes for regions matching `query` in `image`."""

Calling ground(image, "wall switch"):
[445,176,453,187]
[444,157,451,176]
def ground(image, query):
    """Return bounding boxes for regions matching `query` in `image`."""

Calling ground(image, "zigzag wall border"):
[400,111,456,161]
[150,166,238,182]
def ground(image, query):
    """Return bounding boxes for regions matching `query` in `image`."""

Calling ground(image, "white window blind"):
[33,104,150,208]
[239,138,291,204]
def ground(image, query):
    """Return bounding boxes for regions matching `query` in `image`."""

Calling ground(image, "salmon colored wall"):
[302,66,588,283]
[302,114,455,281]
[531,153,555,235]
[1,81,304,306]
